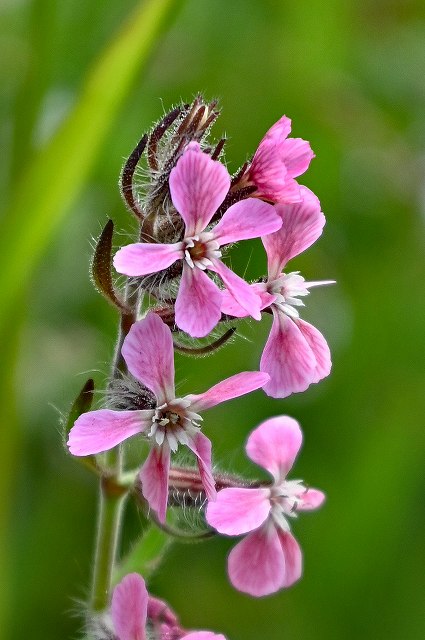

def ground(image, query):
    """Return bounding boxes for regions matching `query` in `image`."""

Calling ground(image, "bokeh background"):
[1,1,425,639]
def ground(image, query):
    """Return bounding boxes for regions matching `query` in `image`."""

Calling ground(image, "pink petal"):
[228,525,285,597]
[262,186,325,278]
[260,309,316,399]
[111,573,147,640]
[139,445,171,523]
[68,409,152,456]
[122,313,175,405]
[296,488,326,511]
[147,596,179,627]
[188,371,269,412]
[212,198,282,246]
[181,633,226,640]
[113,242,183,277]
[277,531,303,588]
[186,432,216,501]
[210,259,261,321]
[206,487,271,535]
[296,318,331,383]
[221,284,275,318]
[258,115,292,145]
[245,416,303,481]
[169,142,230,236]
[280,138,314,178]
[174,265,222,337]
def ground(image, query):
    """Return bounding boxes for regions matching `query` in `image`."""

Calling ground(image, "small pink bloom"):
[221,186,334,398]
[246,115,315,203]
[114,142,282,337]
[111,574,226,640]
[68,313,269,521]
[206,416,325,597]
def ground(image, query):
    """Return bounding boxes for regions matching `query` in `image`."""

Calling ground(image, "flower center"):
[267,271,310,318]
[148,398,203,452]
[184,232,222,270]
[269,479,307,531]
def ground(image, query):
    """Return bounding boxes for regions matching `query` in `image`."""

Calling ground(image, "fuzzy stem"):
[90,478,127,611]
[90,278,139,611]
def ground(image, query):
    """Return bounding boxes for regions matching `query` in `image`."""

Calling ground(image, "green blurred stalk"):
[0,0,184,631]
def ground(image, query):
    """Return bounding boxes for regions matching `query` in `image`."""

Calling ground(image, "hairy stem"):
[90,278,139,611]
[90,478,127,611]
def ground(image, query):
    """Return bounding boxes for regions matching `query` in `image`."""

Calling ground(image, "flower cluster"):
[66,98,333,634]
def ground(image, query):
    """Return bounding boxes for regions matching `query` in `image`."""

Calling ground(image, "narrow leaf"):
[92,220,129,312]
[63,378,95,438]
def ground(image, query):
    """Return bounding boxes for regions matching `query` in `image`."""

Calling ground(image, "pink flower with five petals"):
[246,115,315,204]
[111,573,226,640]
[113,142,282,338]
[206,416,325,597]
[222,186,334,398]
[67,313,269,522]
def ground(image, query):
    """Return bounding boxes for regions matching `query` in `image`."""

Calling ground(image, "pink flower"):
[113,142,282,338]
[222,186,334,398]
[206,416,325,597]
[67,313,269,522]
[111,573,226,640]
[246,115,314,203]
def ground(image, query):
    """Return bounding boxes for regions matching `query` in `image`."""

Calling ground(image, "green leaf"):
[91,220,129,312]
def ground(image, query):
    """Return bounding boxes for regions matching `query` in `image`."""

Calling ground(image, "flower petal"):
[280,138,314,178]
[68,409,152,456]
[296,318,331,383]
[113,242,183,277]
[260,309,316,399]
[212,198,282,246]
[111,573,147,640]
[174,265,222,337]
[188,371,269,412]
[296,488,326,511]
[169,142,230,235]
[147,595,179,627]
[206,487,271,535]
[221,284,275,318]
[262,186,325,277]
[245,416,303,481]
[228,525,285,597]
[277,531,303,588]
[122,313,175,405]
[210,259,261,320]
[186,432,216,501]
[139,445,171,523]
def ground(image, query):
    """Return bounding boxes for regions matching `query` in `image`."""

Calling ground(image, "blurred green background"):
[1,0,425,638]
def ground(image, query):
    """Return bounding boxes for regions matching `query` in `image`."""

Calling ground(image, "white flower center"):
[268,271,334,318]
[270,479,307,531]
[183,232,222,270]
[148,398,203,452]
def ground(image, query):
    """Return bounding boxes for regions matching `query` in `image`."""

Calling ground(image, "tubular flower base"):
[206,416,325,597]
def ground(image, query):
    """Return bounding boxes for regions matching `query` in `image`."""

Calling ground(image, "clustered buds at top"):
[104,572,226,639]
[67,98,333,626]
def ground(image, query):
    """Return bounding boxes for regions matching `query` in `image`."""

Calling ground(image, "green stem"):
[91,478,127,611]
